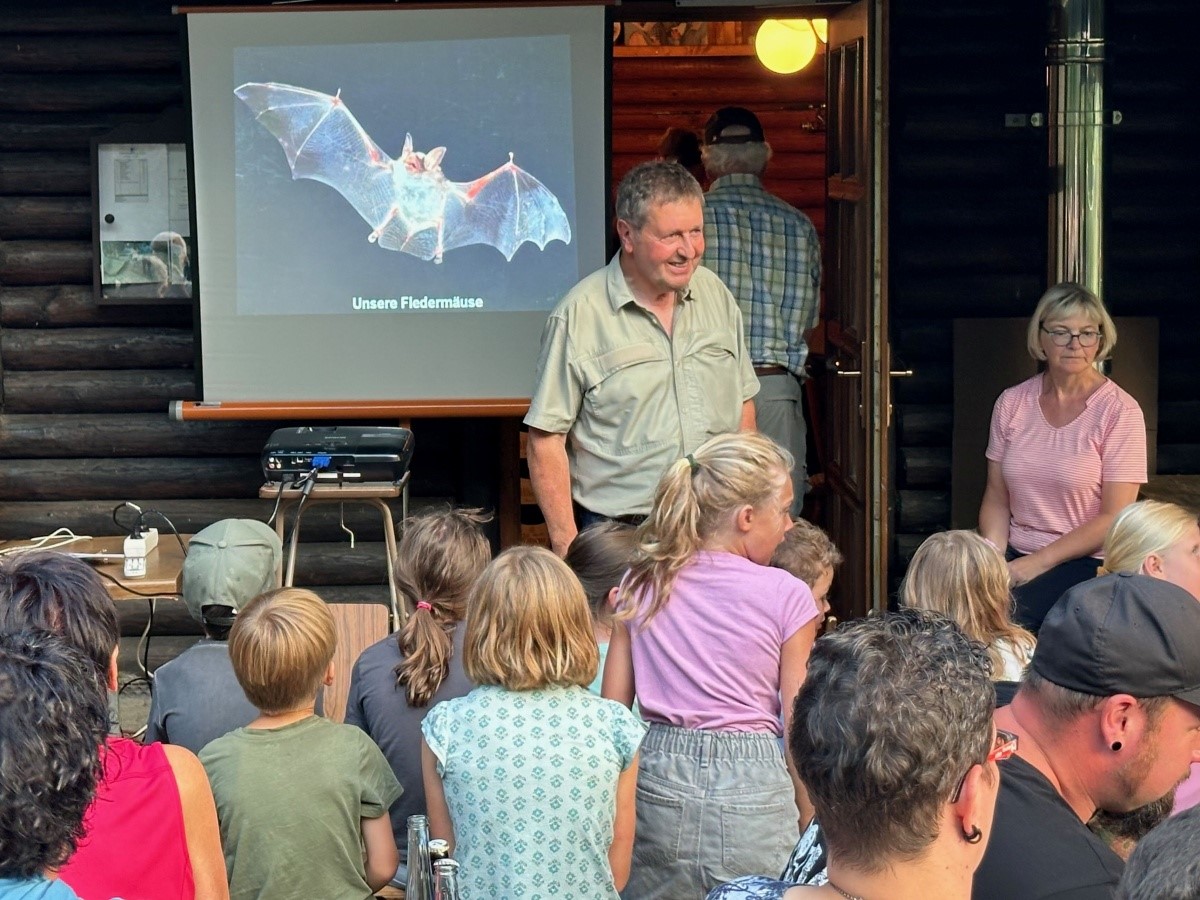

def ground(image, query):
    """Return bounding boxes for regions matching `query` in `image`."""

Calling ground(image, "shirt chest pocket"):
[682,338,743,431]
[577,343,670,412]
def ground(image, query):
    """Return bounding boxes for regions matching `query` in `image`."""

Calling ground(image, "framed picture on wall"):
[614,21,751,57]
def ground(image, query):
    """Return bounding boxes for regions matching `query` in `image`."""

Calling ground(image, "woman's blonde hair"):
[1102,500,1199,575]
[1025,281,1118,362]
[564,521,637,627]
[463,546,599,691]
[229,587,336,714]
[899,530,1034,678]
[617,431,792,627]
[394,507,492,707]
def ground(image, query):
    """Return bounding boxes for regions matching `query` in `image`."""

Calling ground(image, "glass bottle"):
[433,858,461,900]
[428,839,450,864]
[405,814,433,900]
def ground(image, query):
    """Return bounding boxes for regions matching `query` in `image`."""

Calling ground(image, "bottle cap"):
[428,839,450,860]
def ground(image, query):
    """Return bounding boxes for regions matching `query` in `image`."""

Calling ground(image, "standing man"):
[525,160,758,556]
[702,106,821,513]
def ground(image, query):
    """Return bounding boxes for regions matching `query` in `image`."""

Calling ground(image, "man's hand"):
[526,427,577,556]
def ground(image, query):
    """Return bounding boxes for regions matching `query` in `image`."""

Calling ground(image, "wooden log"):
[0,239,91,284]
[896,235,1046,274]
[0,112,164,151]
[0,285,192,328]
[896,405,953,447]
[894,320,952,358]
[0,73,183,114]
[0,369,196,413]
[610,123,826,154]
[0,151,89,194]
[0,496,451,542]
[894,533,926,568]
[0,457,263,501]
[1159,403,1200,443]
[0,414,276,458]
[0,8,180,35]
[0,196,90,239]
[893,362,952,404]
[1157,444,1200,476]
[891,275,1045,318]
[290,541,390,586]
[0,33,181,72]
[896,489,951,532]
[0,327,192,370]
[898,447,951,488]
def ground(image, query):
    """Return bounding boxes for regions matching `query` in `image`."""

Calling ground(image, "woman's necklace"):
[827,882,865,900]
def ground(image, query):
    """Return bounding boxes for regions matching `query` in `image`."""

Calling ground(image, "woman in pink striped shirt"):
[978,283,1147,632]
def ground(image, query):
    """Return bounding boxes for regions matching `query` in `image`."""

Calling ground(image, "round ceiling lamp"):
[755,19,819,75]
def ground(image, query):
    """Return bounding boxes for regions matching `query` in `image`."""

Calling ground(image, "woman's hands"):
[1007,553,1050,586]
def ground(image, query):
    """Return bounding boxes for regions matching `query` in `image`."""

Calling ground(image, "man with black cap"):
[702,106,821,513]
[973,572,1200,899]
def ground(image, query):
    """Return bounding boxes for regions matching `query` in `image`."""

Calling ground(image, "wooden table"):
[0,535,189,600]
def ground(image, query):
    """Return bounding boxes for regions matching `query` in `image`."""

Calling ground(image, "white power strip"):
[123,527,159,578]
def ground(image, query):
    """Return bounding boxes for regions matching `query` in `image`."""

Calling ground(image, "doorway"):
[609,0,890,618]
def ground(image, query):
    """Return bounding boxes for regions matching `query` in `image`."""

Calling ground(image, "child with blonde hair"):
[771,518,844,629]
[421,546,645,899]
[564,520,638,695]
[1101,500,1200,599]
[346,508,491,857]
[200,587,401,900]
[604,431,821,898]
[900,529,1036,681]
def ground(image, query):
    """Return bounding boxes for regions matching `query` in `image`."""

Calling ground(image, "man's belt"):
[754,364,790,377]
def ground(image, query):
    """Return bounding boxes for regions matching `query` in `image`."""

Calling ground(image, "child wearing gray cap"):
[144,518,282,753]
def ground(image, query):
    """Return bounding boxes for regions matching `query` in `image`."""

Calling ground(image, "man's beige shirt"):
[524,253,759,517]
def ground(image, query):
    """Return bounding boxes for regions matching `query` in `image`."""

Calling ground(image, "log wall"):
[0,2,490,618]
[889,1,1200,590]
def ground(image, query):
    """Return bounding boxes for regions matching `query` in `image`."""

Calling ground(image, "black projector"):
[261,426,414,483]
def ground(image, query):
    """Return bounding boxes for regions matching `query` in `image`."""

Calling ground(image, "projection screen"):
[186,5,608,402]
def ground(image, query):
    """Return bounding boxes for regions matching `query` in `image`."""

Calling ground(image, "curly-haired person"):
[0,630,110,899]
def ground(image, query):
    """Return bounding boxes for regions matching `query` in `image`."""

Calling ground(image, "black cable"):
[266,478,288,526]
[138,509,188,558]
[93,569,177,599]
[281,468,320,552]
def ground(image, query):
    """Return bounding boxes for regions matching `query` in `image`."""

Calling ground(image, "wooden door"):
[823,0,890,619]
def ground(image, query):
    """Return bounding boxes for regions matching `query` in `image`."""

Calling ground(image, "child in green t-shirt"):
[200,587,401,900]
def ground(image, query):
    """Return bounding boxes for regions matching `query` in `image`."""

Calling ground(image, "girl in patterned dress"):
[603,431,821,899]
[420,546,646,899]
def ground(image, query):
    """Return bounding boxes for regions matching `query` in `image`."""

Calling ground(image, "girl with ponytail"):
[345,507,491,862]
[603,431,822,899]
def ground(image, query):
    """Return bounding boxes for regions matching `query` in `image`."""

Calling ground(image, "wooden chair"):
[324,601,390,723]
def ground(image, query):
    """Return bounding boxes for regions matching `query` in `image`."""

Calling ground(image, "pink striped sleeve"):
[985,389,1015,462]
[1101,398,1148,484]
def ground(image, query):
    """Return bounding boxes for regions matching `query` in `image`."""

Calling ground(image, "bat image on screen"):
[234,82,572,263]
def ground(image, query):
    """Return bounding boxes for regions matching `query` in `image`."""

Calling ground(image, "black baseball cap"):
[704,106,765,145]
[1032,572,1200,707]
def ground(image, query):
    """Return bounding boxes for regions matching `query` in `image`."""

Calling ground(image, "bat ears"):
[402,133,415,157]
[425,147,446,171]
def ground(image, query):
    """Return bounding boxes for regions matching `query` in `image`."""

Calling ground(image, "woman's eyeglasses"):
[1041,325,1101,348]
[951,729,1019,803]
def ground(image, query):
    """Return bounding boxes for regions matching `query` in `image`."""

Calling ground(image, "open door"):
[822,0,890,619]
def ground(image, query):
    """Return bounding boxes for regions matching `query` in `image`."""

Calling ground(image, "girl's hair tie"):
[416,601,433,612]
[685,453,699,472]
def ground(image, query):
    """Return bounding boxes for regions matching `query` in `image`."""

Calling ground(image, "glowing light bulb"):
[755,19,819,75]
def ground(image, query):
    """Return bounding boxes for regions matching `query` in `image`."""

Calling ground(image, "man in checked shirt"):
[702,106,822,514]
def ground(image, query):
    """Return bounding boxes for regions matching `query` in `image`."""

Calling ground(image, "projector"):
[261,426,414,484]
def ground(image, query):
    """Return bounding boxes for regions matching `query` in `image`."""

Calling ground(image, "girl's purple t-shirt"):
[628,550,819,734]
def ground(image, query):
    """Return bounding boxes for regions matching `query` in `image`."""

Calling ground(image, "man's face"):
[1114,699,1200,811]
[617,197,704,299]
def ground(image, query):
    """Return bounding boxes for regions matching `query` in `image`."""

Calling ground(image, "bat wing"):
[443,156,572,261]
[234,82,398,237]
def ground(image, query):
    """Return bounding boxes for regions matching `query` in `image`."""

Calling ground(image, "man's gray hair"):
[702,141,772,179]
[790,607,995,873]
[1116,805,1200,899]
[614,160,703,230]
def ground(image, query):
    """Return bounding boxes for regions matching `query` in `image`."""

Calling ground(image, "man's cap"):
[704,106,765,145]
[1032,572,1200,707]
[181,519,282,625]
